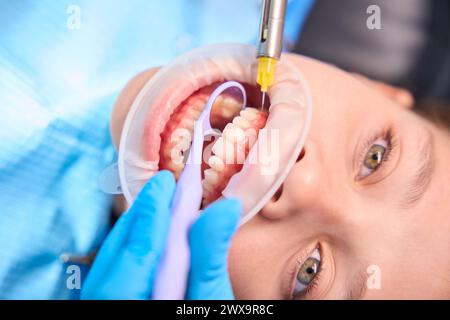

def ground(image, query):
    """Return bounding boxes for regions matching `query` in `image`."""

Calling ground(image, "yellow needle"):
[257,57,276,110]
[261,91,266,110]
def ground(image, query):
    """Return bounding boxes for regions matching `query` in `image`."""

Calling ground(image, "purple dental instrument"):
[152,81,247,300]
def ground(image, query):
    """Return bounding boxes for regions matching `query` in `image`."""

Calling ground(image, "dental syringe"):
[256,0,287,108]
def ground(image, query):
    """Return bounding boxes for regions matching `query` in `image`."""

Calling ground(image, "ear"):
[109,67,161,214]
[352,73,414,109]
[110,67,161,149]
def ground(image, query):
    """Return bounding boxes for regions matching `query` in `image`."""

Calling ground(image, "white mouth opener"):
[152,81,247,300]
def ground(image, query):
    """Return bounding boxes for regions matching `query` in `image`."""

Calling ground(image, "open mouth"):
[120,44,310,218]
[150,82,269,206]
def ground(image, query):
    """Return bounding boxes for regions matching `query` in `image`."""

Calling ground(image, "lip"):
[117,44,312,223]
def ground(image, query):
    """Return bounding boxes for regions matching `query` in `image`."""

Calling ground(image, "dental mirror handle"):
[152,143,204,300]
[152,82,246,300]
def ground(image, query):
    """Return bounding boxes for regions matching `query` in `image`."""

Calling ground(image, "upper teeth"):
[188,95,208,109]
[212,96,224,109]
[204,168,219,185]
[221,107,237,118]
[208,155,225,171]
[223,123,246,144]
[211,137,239,164]
[240,108,259,121]
[182,118,195,131]
[187,108,201,119]
[234,116,250,129]
[222,97,241,110]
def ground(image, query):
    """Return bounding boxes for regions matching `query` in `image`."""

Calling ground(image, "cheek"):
[111,68,161,148]
[228,220,285,299]
[228,230,254,298]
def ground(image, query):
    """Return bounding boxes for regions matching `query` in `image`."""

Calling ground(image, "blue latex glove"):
[81,170,241,299]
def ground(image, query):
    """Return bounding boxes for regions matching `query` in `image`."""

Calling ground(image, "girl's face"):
[228,55,450,299]
[111,54,450,299]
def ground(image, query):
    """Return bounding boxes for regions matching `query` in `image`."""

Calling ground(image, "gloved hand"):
[81,170,241,299]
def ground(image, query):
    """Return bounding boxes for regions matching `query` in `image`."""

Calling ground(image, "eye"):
[358,139,388,178]
[292,248,321,297]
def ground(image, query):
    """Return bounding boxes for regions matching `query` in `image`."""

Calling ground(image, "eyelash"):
[288,246,324,300]
[294,267,323,299]
[356,127,397,179]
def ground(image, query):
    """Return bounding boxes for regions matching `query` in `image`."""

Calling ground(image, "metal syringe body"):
[256,0,287,94]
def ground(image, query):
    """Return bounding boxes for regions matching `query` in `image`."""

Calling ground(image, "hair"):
[415,102,450,131]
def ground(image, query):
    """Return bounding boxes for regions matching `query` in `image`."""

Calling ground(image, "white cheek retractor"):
[98,43,312,299]
[99,43,312,224]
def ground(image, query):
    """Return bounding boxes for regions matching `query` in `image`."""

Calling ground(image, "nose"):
[261,139,326,220]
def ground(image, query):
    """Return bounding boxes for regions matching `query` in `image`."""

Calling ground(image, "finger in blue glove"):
[187,198,241,300]
[81,170,176,300]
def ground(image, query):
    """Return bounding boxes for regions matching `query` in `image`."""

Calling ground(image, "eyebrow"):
[343,131,436,299]
[399,129,435,209]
